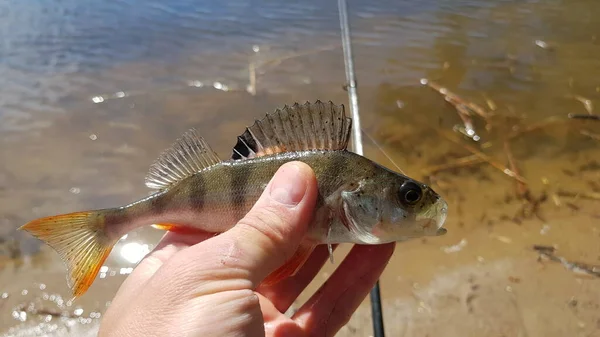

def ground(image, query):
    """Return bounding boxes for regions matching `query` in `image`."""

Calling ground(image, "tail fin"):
[19,210,117,298]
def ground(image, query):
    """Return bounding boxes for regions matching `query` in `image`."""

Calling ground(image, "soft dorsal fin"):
[145,128,221,189]
[231,100,352,160]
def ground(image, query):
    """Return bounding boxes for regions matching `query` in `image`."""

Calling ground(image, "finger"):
[148,161,318,297]
[108,231,214,310]
[257,244,338,313]
[224,161,318,285]
[257,293,305,337]
[292,243,396,336]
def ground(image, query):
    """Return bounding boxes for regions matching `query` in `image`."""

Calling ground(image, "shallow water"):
[1,0,600,336]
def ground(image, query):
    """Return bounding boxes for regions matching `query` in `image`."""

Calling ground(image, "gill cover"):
[340,180,383,244]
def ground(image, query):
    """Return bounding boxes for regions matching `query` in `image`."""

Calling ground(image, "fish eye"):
[398,181,422,205]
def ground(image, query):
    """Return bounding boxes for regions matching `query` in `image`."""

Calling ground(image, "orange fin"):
[152,223,180,231]
[19,210,117,299]
[151,223,208,234]
[261,241,316,286]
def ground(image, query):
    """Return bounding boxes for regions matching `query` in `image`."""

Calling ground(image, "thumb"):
[211,161,318,286]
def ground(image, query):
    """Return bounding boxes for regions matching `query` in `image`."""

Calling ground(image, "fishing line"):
[337,1,385,336]
[361,128,406,175]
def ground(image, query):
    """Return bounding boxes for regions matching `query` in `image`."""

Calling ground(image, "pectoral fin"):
[341,183,381,243]
[261,241,316,286]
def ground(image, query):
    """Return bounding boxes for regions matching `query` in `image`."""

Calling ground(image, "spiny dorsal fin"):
[231,100,352,160]
[145,128,221,189]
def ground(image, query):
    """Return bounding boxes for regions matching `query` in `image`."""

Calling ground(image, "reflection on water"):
[118,242,150,264]
[1,0,600,336]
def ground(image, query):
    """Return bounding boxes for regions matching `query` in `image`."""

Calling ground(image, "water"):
[1,0,600,336]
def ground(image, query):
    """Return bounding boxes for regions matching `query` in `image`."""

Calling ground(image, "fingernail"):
[270,163,307,206]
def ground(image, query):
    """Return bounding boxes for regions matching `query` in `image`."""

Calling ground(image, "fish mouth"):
[417,198,448,236]
[435,199,448,234]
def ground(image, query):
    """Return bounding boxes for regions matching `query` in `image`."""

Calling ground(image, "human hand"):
[99,161,395,337]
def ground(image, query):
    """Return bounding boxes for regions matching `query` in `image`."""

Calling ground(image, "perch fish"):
[20,100,449,298]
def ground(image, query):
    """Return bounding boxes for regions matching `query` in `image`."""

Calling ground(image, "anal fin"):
[261,241,316,286]
[151,223,209,235]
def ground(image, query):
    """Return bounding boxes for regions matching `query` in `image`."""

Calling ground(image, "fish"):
[19,100,449,298]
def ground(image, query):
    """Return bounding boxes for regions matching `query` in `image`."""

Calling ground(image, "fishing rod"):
[337,0,363,155]
[336,1,385,337]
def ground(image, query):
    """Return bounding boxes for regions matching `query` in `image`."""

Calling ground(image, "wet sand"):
[2,0,600,336]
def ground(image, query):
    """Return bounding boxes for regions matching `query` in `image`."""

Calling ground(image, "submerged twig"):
[421,79,487,141]
[406,105,527,183]
[421,79,492,120]
[512,191,547,223]
[568,113,600,121]
[482,93,497,111]
[503,140,529,199]
[534,40,556,51]
[431,127,527,183]
[421,154,484,176]
[541,177,562,207]
[556,190,600,200]
[569,95,594,114]
[534,245,600,277]
[454,104,480,140]
[506,116,566,141]
[580,130,600,141]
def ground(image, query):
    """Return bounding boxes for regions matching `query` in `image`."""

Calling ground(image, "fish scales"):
[19,100,449,298]
[114,150,366,239]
